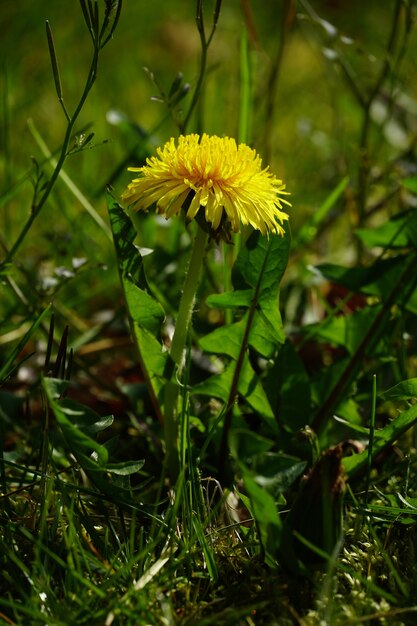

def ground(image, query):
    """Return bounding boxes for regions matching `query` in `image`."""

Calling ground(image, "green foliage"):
[344,400,417,478]
[2,1,417,624]
[107,192,167,421]
[380,378,417,401]
[208,226,290,357]
[237,468,282,568]
[194,227,290,431]
[356,208,417,249]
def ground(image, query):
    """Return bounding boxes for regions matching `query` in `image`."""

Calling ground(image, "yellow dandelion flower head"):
[121,133,290,238]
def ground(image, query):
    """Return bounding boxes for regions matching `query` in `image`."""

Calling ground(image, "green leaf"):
[332,414,369,435]
[106,191,167,418]
[343,401,417,477]
[233,353,276,423]
[333,397,362,424]
[42,377,109,468]
[264,341,311,431]
[236,463,282,567]
[311,251,417,434]
[251,452,306,499]
[59,399,114,434]
[248,308,285,358]
[310,357,350,407]
[106,460,145,475]
[280,446,345,574]
[199,318,245,359]
[206,289,253,309]
[355,209,417,249]
[123,279,165,335]
[43,376,148,514]
[193,356,277,430]
[316,256,417,314]
[379,378,417,401]
[201,308,281,360]
[196,230,290,434]
[403,176,417,194]
[294,176,349,248]
[229,428,274,460]
[207,229,290,356]
[304,305,382,354]
[317,257,402,293]
[233,228,290,334]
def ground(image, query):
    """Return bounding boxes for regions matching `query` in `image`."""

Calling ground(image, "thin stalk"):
[356,0,403,229]
[180,29,208,134]
[170,227,208,369]
[238,28,252,145]
[364,374,377,508]
[311,250,417,435]
[262,0,295,164]
[1,14,103,268]
[180,0,222,134]
[179,350,193,474]
[222,243,233,326]
[27,118,112,238]
[218,243,271,478]
[164,226,208,480]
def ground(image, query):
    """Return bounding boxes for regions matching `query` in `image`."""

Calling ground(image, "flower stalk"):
[164,225,208,480]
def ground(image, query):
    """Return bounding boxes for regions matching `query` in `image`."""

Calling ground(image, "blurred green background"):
[1,0,416,321]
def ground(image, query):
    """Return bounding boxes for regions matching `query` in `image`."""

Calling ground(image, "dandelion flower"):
[121,133,290,238]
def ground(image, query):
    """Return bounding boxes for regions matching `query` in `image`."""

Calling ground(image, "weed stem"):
[164,226,208,480]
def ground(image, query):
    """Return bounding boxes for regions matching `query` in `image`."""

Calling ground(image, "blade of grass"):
[364,374,377,507]
[238,27,252,145]
[293,531,399,605]
[27,118,111,239]
[192,513,218,581]
[293,176,349,249]
[0,304,51,385]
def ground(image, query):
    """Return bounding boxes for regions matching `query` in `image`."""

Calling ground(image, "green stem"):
[170,227,208,368]
[1,17,101,268]
[180,1,221,134]
[164,226,208,480]
[181,33,208,134]
[356,0,402,249]
[218,241,271,479]
[364,374,377,509]
[262,0,295,164]
[238,28,251,145]
[222,242,233,327]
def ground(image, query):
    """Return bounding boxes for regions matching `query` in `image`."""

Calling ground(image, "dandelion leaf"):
[317,256,417,314]
[356,208,417,249]
[106,191,166,418]
[344,401,417,478]
[193,355,277,430]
